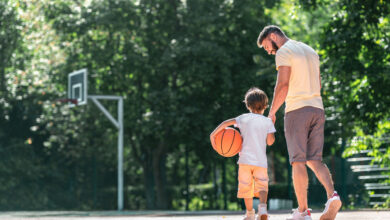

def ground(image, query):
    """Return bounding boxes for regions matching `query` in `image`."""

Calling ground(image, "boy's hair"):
[244,88,268,112]
[257,25,286,48]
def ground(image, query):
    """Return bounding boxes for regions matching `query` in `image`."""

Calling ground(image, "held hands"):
[268,112,276,124]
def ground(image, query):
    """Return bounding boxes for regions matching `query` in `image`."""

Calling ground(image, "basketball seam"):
[226,129,235,156]
[220,130,226,155]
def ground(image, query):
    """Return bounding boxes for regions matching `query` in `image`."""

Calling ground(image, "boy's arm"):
[266,132,275,146]
[210,118,236,148]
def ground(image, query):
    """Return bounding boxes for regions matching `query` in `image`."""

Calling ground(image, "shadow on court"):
[0,210,389,220]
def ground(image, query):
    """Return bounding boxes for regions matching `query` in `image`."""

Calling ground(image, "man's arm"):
[319,72,322,89]
[268,66,291,123]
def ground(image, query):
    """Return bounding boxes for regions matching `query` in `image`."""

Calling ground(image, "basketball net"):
[56,98,78,105]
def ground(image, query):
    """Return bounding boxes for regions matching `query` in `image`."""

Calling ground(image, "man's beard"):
[271,40,279,54]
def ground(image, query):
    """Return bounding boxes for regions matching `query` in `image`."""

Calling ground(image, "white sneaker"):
[257,204,269,220]
[243,209,256,220]
[286,208,312,220]
[320,191,342,220]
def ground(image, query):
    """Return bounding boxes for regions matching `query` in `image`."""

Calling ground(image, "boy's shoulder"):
[237,113,269,121]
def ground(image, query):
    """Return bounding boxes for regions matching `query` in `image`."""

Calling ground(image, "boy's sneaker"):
[320,191,342,220]
[286,208,312,220]
[243,209,256,220]
[257,204,269,220]
[256,213,269,220]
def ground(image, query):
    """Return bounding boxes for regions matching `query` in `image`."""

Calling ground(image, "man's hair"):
[257,25,286,48]
[244,88,268,112]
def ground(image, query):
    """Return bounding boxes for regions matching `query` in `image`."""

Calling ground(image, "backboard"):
[68,68,88,107]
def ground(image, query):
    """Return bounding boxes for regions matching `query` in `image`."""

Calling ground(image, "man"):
[257,25,342,220]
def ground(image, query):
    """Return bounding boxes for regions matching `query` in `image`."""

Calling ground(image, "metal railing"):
[347,148,389,207]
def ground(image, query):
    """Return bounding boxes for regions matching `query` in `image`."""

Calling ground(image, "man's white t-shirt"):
[275,39,324,113]
[235,113,276,168]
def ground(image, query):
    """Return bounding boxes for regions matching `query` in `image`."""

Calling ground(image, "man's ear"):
[269,32,277,41]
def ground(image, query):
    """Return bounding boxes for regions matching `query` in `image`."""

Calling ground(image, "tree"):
[0,1,21,96]
[42,0,282,209]
[300,0,390,207]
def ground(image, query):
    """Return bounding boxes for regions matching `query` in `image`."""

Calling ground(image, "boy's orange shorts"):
[237,164,268,198]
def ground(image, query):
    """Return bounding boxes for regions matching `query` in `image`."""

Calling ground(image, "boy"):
[210,88,276,220]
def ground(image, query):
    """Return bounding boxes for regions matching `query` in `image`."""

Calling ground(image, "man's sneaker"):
[320,191,342,220]
[256,213,269,220]
[243,209,256,220]
[286,208,312,220]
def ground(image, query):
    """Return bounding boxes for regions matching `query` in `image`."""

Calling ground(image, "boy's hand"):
[210,134,216,147]
[210,118,236,147]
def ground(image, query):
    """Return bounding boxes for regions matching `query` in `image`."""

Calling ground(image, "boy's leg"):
[292,161,308,212]
[258,191,268,220]
[258,191,268,204]
[237,165,255,209]
[253,167,268,204]
[238,165,256,219]
[244,198,254,211]
[243,197,255,220]
[253,167,269,219]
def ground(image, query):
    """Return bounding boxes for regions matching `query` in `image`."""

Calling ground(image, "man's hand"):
[268,113,276,124]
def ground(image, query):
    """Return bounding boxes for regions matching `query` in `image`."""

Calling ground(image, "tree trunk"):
[143,154,156,209]
[222,160,227,210]
[213,162,220,209]
[0,68,6,98]
[153,143,169,209]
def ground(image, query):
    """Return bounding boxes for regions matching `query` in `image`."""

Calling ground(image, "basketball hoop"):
[56,98,78,105]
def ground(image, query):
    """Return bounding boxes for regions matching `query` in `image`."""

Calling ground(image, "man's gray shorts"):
[284,106,325,164]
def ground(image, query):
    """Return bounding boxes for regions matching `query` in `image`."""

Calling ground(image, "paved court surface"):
[0,210,389,220]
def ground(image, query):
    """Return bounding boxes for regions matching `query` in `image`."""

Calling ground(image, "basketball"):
[213,127,242,157]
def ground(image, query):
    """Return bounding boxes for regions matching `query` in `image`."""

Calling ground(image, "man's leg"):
[292,161,308,212]
[304,107,341,220]
[306,160,334,199]
[284,108,313,218]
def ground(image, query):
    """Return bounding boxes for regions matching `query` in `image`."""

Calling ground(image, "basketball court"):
[1,210,389,220]
[43,70,389,220]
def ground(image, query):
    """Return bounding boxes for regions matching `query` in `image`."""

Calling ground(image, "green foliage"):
[0,1,21,94]
[343,120,390,208]
[36,0,282,210]
[0,1,50,210]
[312,0,390,208]
[319,0,390,130]
[2,0,389,211]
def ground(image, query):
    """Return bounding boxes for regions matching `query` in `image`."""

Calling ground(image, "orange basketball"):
[213,127,242,157]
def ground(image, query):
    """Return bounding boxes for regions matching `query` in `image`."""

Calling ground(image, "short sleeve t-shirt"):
[235,113,276,168]
[275,40,324,113]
